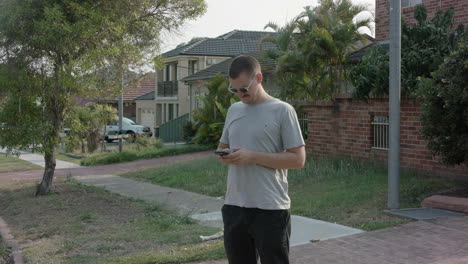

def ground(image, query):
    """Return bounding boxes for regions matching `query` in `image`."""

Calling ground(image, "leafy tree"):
[348,46,389,101]
[63,103,117,154]
[350,5,466,100]
[416,42,468,166]
[0,0,206,195]
[262,0,372,100]
[192,75,238,147]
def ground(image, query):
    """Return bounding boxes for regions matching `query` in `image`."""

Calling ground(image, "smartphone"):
[214,150,230,156]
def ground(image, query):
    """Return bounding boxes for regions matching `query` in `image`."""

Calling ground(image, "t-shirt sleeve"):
[219,108,230,145]
[281,104,305,150]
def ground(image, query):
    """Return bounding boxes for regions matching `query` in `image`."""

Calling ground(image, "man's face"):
[229,72,259,104]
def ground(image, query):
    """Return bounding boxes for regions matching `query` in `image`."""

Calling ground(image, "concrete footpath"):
[0,148,81,169]
[74,174,364,247]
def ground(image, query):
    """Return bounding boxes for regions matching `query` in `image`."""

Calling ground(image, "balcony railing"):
[157,81,178,97]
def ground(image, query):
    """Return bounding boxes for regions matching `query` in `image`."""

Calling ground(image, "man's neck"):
[252,86,273,104]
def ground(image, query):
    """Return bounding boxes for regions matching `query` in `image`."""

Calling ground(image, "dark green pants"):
[221,204,291,264]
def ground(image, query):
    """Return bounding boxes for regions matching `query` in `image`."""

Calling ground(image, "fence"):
[159,113,189,143]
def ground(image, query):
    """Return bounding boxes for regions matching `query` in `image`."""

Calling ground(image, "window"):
[189,60,198,74]
[165,64,170,81]
[174,63,178,80]
[372,116,389,150]
[402,0,422,8]
[206,58,216,66]
[168,104,174,121]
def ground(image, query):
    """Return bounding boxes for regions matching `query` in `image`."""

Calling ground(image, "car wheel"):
[126,131,136,142]
[105,137,114,143]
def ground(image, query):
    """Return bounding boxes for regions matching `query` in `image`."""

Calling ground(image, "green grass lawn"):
[0,154,42,173]
[0,179,225,264]
[121,156,466,231]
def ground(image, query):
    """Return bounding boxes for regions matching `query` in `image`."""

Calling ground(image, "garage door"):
[141,108,155,129]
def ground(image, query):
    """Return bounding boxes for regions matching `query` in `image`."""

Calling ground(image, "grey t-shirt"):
[220,98,305,210]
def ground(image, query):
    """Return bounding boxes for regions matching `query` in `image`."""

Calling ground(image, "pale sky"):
[160,0,375,52]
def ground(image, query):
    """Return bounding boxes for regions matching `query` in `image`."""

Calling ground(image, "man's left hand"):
[221,148,255,166]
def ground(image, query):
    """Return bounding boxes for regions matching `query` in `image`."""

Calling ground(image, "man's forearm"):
[252,150,305,169]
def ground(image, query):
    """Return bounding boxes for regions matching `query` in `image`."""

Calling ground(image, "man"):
[217,55,306,264]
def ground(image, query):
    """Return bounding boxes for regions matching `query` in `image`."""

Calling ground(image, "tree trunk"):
[36,150,56,196]
[87,131,99,153]
[101,125,107,152]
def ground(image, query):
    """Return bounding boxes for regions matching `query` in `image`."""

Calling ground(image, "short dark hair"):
[228,55,261,79]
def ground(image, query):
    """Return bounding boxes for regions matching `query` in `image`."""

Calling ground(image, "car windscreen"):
[124,118,136,125]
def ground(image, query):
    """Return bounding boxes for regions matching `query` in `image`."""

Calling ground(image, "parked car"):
[103,117,152,143]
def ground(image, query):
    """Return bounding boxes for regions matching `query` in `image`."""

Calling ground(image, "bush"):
[417,42,468,166]
[183,121,197,143]
[80,144,212,166]
[192,75,238,147]
[133,137,163,150]
[350,5,466,100]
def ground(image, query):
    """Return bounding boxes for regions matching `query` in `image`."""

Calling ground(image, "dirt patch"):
[0,242,12,264]
[0,178,220,263]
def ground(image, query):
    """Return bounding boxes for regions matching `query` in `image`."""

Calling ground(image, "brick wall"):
[301,94,467,178]
[376,0,468,41]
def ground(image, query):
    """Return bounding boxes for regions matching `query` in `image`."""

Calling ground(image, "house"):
[134,90,156,131]
[117,72,155,122]
[139,30,277,128]
[83,71,155,124]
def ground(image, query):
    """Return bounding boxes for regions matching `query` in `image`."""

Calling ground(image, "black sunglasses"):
[228,75,256,94]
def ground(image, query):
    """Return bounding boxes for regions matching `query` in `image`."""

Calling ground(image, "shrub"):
[417,42,468,165]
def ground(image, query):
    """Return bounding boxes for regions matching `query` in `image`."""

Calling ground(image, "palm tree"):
[261,0,372,100]
[192,75,238,146]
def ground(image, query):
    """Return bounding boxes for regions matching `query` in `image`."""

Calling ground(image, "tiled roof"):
[162,30,277,58]
[134,90,155,100]
[122,72,156,101]
[215,30,275,40]
[182,52,276,82]
[161,38,208,58]
[348,41,389,62]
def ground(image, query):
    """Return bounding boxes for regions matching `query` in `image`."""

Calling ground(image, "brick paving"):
[0,150,212,181]
[192,216,468,264]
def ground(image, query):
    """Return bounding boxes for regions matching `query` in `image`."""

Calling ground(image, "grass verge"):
[80,144,212,166]
[56,153,82,165]
[0,154,42,173]
[121,156,467,231]
[0,235,10,264]
[0,178,224,264]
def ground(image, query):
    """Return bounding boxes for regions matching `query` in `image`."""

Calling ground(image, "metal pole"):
[118,72,123,153]
[388,0,401,209]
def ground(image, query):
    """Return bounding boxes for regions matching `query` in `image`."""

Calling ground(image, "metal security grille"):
[298,112,309,140]
[372,116,389,150]
[402,0,422,8]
